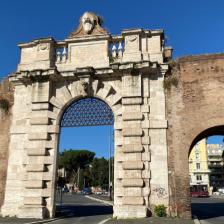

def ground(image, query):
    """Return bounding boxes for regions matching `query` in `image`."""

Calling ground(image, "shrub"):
[154,204,167,217]
[0,98,10,113]
[163,76,178,90]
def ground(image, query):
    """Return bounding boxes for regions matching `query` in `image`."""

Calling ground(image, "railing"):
[55,37,125,66]
[55,42,68,64]
[109,36,125,63]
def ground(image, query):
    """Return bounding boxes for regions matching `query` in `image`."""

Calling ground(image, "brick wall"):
[0,77,14,209]
[166,54,224,218]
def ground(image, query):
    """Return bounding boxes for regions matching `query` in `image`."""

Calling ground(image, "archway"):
[54,97,114,218]
[188,127,224,221]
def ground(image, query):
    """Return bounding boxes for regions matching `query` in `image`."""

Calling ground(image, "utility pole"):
[108,125,112,200]
[77,167,80,190]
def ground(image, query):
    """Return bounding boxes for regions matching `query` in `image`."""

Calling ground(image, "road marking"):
[98,218,111,224]
[85,195,113,206]
[193,215,201,224]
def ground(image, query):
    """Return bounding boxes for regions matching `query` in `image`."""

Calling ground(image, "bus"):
[190,185,209,197]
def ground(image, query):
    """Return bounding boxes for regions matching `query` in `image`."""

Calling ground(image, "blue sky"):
[1,0,224,157]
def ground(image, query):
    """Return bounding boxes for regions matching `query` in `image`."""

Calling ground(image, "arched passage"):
[188,128,224,220]
[166,54,224,218]
[54,97,115,217]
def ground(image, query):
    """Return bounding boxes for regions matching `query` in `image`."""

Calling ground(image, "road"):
[53,193,112,224]
[191,196,224,224]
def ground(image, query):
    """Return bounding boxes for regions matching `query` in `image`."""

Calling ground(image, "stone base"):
[113,205,147,219]
[1,204,19,217]
[17,206,48,219]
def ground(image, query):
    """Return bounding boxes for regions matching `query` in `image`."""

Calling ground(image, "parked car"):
[81,188,92,195]
[190,185,209,197]
[218,188,224,194]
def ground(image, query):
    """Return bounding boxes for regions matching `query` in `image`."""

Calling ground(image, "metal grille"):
[61,97,114,127]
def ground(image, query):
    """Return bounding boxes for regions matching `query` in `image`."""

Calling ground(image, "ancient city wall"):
[166,54,224,218]
[0,78,14,211]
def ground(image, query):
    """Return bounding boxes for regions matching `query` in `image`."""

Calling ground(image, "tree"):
[58,149,95,184]
[91,157,109,190]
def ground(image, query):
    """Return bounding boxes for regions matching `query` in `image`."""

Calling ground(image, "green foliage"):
[0,98,10,112]
[163,76,178,90]
[91,157,109,190]
[58,149,95,183]
[109,56,115,63]
[154,204,167,217]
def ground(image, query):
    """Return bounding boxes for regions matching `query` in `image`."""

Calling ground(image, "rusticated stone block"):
[24,197,43,205]
[122,128,143,137]
[31,103,49,111]
[18,206,47,219]
[122,178,144,187]
[30,117,49,125]
[122,97,142,105]
[27,148,47,156]
[25,180,43,189]
[31,81,50,103]
[122,196,144,205]
[123,112,143,121]
[113,205,147,218]
[122,161,144,170]
[28,133,49,141]
[123,144,143,153]
[27,164,45,172]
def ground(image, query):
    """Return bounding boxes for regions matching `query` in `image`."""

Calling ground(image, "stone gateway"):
[2,12,218,219]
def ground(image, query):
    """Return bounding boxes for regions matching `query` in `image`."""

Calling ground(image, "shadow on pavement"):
[191,201,224,219]
[56,204,113,218]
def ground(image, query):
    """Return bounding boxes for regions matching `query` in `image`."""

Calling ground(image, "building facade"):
[207,144,224,191]
[189,139,210,190]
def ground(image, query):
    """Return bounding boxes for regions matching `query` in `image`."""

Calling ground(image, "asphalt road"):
[191,196,224,224]
[53,193,112,224]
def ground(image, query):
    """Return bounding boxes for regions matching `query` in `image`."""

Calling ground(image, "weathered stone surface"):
[166,54,224,218]
[28,133,49,141]
[122,161,144,170]
[122,196,144,205]
[30,117,49,125]
[24,197,43,205]
[27,148,47,156]
[27,164,45,172]
[122,144,143,153]
[1,12,170,220]
[123,112,143,121]
[122,128,143,137]
[25,180,43,189]
[122,178,144,187]
[122,97,142,105]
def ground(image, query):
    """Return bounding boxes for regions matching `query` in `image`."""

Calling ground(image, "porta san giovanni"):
[2,11,223,219]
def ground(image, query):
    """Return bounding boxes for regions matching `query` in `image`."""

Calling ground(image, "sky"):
[1,0,224,157]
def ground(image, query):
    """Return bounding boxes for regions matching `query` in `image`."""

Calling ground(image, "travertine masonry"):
[1,12,171,219]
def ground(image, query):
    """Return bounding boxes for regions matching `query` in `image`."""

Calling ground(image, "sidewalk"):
[0,217,41,224]
[105,217,194,224]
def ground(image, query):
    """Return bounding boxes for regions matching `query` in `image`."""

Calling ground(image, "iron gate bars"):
[60,97,114,127]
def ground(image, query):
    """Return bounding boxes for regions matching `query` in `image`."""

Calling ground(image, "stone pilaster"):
[18,80,58,218]
[114,67,148,218]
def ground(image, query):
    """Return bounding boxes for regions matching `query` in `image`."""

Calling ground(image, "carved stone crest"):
[69,12,108,38]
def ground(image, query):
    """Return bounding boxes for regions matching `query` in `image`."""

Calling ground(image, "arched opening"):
[188,126,224,221]
[55,97,114,221]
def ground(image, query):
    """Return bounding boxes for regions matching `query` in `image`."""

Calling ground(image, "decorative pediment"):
[69,12,109,38]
